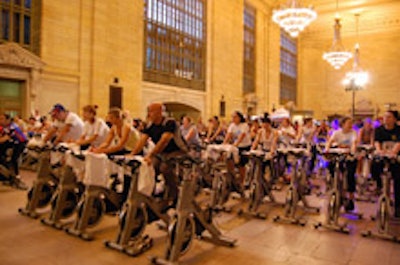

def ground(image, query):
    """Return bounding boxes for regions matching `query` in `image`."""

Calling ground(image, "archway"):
[164,102,201,121]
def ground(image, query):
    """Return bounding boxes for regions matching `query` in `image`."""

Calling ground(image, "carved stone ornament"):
[0,42,45,70]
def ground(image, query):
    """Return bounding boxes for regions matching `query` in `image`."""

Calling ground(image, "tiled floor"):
[1,170,400,265]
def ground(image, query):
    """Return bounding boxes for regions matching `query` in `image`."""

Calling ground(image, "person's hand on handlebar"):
[143,154,153,165]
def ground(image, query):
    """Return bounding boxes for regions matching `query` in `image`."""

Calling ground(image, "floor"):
[1,170,400,265]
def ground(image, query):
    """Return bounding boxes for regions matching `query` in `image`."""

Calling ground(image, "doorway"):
[0,79,24,117]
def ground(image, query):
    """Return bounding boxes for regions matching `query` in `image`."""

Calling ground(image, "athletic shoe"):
[12,176,28,190]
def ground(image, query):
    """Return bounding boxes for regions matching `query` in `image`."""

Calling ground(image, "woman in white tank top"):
[296,117,316,144]
[91,108,138,155]
[252,117,278,153]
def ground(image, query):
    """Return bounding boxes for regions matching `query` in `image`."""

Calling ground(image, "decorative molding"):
[0,42,45,70]
[0,42,45,117]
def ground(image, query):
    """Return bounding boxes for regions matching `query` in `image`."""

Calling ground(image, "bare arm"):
[131,133,150,155]
[251,130,261,150]
[43,126,57,143]
[223,132,232,145]
[54,124,72,144]
[392,142,400,156]
[76,134,98,146]
[209,125,222,143]
[147,132,174,157]
[296,127,303,142]
[98,125,131,154]
[271,131,278,154]
[185,127,196,143]
[357,128,363,146]
[325,134,334,151]
[143,132,174,164]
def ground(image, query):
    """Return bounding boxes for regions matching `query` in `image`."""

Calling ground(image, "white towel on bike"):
[65,150,85,182]
[131,156,155,197]
[83,152,116,187]
[206,144,239,164]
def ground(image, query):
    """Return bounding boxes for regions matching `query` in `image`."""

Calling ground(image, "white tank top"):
[259,128,275,150]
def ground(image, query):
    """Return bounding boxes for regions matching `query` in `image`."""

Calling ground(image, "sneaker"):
[345,199,355,212]
[12,176,28,190]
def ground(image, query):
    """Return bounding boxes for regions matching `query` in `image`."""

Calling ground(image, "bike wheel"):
[119,205,148,240]
[77,196,105,227]
[212,174,228,207]
[166,217,195,259]
[51,190,79,219]
[28,182,56,208]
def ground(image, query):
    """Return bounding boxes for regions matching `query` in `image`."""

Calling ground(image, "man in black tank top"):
[371,111,400,217]
[131,103,186,203]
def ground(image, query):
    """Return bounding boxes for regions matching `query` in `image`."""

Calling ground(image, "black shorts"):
[238,146,251,167]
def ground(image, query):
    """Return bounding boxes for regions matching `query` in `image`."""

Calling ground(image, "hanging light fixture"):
[343,14,368,91]
[343,13,368,118]
[272,0,317,38]
[322,0,352,70]
[343,44,368,90]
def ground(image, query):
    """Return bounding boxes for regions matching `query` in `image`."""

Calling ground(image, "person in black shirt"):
[371,110,400,217]
[131,103,186,203]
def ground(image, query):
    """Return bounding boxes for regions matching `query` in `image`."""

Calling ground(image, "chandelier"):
[322,1,352,69]
[343,14,368,91]
[272,0,317,38]
[343,44,368,90]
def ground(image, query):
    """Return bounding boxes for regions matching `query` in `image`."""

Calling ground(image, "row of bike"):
[14,141,400,263]
[16,142,236,264]
[179,142,399,242]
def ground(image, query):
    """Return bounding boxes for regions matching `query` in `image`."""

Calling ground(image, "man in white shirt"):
[43,104,84,144]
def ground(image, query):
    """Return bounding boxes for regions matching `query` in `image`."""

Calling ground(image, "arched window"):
[143,0,206,91]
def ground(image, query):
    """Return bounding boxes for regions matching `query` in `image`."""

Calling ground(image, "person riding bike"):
[43,104,84,145]
[371,110,400,218]
[131,103,188,204]
[0,113,28,186]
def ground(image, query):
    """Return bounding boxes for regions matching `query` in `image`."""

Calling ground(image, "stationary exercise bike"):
[104,155,172,256]
[150,155,237,265]
[314,149,362,234]
[18,145,61,218]
[361,154,400,242]
[0,140,28,190]
[237,149,281,219]
[20,134,43,171]
[273,147,319,226]
[207,144,243,212]
[355,145,375,203]
[41,147,85,229]
[65,152,129,240]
